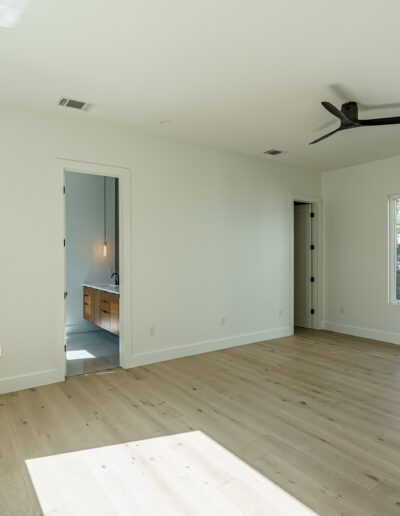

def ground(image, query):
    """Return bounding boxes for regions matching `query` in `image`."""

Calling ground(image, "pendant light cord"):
[104,176,107,245]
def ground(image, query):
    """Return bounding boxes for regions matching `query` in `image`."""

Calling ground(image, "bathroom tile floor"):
[66,331,119,377]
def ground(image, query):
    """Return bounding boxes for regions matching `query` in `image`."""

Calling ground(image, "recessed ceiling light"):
[0,0,30,28]
[160,120,172,125]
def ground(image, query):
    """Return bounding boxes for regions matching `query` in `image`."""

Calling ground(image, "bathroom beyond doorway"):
[65,171,120,376]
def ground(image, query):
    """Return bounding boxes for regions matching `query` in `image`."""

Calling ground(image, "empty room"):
[1,1,400,515]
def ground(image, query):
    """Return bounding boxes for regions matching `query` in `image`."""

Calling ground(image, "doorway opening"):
[291,198,320,332]
[65,171,120,376]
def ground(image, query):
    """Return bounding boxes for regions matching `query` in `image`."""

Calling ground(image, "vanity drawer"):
[100,299,111,313]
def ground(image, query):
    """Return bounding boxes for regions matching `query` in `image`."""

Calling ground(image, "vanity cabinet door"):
[92,289,101,325]
[83,287,101,325]
[83,287,93,322]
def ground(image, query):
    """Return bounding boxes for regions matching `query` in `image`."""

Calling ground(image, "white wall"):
[0,103,320,394]
[322,156,400,344]
[65,172,116,334]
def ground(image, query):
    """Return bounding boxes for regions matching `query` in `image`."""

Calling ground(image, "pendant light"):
[103,176,107,258]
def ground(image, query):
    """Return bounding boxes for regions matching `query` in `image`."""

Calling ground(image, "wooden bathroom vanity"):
[83,284,119,336]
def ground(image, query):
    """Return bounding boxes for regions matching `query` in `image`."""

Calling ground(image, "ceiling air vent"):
[57,97,94,111]
[264,149,286,156]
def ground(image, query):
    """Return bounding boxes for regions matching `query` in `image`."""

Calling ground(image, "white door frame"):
[289,194,322,332]
[54,158,132,379]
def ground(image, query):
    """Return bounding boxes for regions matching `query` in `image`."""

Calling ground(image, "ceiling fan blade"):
[321,102,351,123]
[315,119,336,132]
[358,116,400,126]
[357,102,400,112]
[328,83,400,112]
[328,83,356,103]
[309,128,341,145]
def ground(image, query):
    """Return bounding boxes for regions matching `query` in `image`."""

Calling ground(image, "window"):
[389,195,400,304]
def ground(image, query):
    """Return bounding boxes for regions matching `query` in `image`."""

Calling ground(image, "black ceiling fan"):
[309,101,400,144]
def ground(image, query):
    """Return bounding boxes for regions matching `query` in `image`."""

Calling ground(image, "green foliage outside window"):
[396,199,400,234]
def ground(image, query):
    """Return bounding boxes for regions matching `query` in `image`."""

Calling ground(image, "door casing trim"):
[54,158,132,379]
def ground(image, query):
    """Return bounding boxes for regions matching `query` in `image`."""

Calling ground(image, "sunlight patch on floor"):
[66,349,95,360]
[66,331,119,376]
[26,431,315,515]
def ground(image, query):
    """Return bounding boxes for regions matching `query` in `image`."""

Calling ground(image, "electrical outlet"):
[220,317,226,325]
[340,306,344,314]
[149,326,156,336]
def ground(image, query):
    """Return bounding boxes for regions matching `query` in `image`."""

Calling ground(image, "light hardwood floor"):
[1,329,400,515]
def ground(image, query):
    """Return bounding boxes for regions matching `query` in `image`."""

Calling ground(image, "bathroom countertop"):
[82,283,120,294]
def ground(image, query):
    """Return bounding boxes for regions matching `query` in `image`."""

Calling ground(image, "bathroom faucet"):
[111,272,120,286]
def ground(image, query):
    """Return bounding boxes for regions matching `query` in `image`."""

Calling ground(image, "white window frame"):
[388,194,400,305]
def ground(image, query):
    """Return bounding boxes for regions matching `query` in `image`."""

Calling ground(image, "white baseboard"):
[127,327,292,368]
[1,327,292,395]
[321,321,400,345]
[0,368,64,395]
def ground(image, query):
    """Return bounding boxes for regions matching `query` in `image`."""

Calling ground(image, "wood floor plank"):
[1,328,400,515]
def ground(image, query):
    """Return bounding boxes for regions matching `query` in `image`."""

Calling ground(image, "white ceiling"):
[2,0,400,171]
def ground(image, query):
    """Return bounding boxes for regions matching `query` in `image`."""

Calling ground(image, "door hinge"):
[310,212,315,218]
[63,186,66,194]
[311,309,315,314]
[310,244,315,250]
[310,276,315,282]
[64,291,68,299]
[63,239,66,247]
[64,345,67,352]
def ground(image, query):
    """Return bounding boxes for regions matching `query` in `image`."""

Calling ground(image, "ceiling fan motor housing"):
[342,101,358,120]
